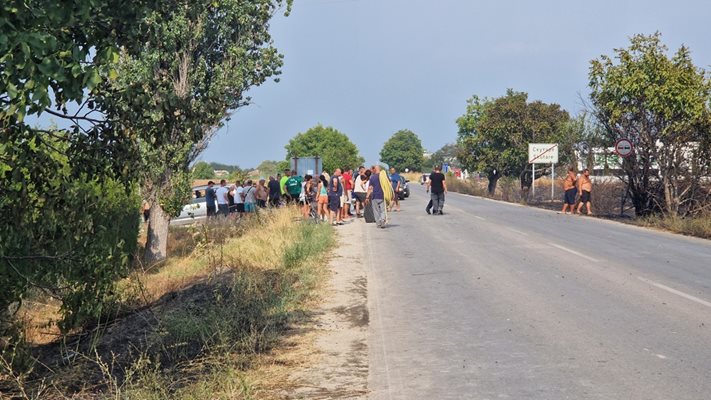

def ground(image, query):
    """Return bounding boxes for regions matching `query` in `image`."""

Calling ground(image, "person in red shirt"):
[341,167,354,219]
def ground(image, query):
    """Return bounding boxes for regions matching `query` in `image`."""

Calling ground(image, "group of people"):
[560,167,593,215]
[203,178,269,217]
[200,166,407,228]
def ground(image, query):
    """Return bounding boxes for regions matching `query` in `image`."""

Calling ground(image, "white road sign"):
[614,138,634,157]
[528,143,559,164]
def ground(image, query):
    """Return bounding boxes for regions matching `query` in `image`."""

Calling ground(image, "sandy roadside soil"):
[285,219,369,399]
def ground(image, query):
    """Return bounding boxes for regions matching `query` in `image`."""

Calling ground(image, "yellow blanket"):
[379,170,394,205]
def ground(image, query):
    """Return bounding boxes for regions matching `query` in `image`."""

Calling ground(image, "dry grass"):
[637,213,711,239]
[2,208,335,399]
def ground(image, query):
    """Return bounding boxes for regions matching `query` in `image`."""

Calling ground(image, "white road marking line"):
[656,354,668,360]
[474,216,486,221]
[637,276,711,309]
[548,242,599,262]
[507,228,529,236]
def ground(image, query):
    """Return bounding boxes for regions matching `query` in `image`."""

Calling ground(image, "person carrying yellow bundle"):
[366,165,391,228]
[379,168,394,206]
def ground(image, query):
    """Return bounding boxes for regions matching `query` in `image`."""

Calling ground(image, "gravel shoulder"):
[286,219,369,399]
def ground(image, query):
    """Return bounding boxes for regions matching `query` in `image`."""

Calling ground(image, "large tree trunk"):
[487,172,500,195]
[144,202,171,264]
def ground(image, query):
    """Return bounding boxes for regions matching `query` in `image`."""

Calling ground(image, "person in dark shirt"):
[366,165,387,228]
[426,166,447,215]
[268,176,281,207]
[205,181,217,217]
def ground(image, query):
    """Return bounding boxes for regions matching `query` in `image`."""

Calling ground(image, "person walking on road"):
[366,165,389,228]
[389,167,402,212]
[216,179,230,217]
[560,167,578,215]
[576,168,593,215]
[426,166,447,215]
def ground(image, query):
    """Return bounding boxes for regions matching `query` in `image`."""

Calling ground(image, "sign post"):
[528,143,559,200]
[614,138,634,158]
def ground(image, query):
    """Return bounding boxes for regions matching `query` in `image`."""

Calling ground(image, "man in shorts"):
[215,179,230,217]
[560,167,578,214]
[576,168,593,215]
[234,181,245,216]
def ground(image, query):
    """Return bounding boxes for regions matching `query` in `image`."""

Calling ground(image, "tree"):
[191,161,215,179]
[428,143,460,170]
[456,90,571,195]
[255,160,281,177]
[103,0,292,263]
[1,1,152,334]
[589,33,711,216]
[379,129,424,172]
[285,125,365,173]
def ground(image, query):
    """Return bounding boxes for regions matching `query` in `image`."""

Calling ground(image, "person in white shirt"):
[353,166,369,218]
[243,180,256,213]
[215,180,230,217]
[233,181,245,216]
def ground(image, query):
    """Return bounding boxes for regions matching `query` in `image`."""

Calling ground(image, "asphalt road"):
[366,185,711,400]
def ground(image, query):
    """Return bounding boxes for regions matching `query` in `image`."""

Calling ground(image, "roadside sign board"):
[614,139,634,157]
[528,143,559,164]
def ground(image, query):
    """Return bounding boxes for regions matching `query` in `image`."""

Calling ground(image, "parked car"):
[397,176,410,200]
[172,186,209,225]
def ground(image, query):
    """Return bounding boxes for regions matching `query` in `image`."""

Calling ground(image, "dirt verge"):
[283,220,369,399]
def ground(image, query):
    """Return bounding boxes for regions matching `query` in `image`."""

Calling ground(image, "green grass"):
[2,209,335,399]
[118,214,335,399]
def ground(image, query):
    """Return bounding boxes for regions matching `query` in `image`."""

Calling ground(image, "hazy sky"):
[200,0,711,168]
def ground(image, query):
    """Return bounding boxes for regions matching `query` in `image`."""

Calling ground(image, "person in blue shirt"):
[389,167,401,212]
[204,181,217,217]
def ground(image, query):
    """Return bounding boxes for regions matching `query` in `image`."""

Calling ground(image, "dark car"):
[397,176,410,200]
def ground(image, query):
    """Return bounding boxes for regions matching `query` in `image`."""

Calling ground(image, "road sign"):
[614,138,634,157]
[528,143,559,164]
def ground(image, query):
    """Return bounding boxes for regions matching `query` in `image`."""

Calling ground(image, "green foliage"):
[191,161,215,180]
[428,143,460,170]
[284,125,365,173]
[255,160,282,177]
[0,0,146,125]
[589,33,711,216]
[101,0,292,262]
[0,129,140,333]
[379,129,424,172]
[456,90,571,193]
